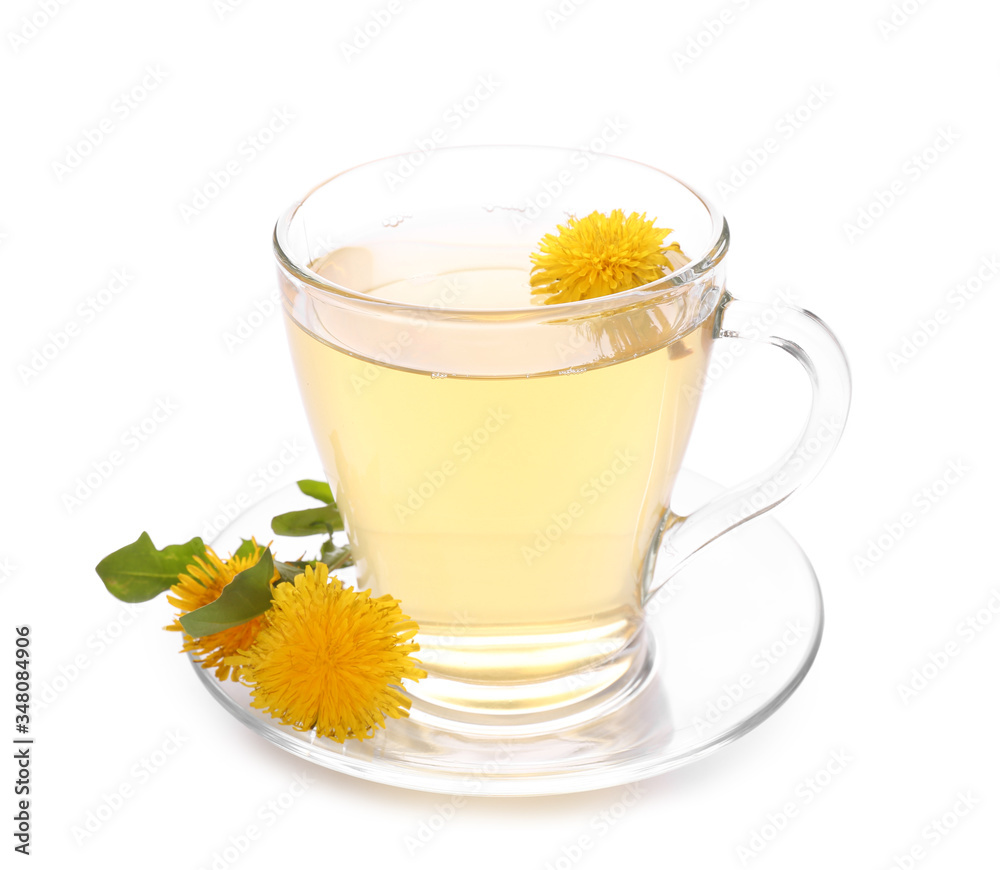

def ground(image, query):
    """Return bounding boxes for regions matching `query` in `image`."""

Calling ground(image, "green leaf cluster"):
[94,480,352,637]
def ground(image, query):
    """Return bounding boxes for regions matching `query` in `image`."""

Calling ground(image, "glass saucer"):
[193,471,823,796]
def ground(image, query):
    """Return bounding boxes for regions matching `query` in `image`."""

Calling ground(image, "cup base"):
[196,471,824,795]
[407,623,656,734]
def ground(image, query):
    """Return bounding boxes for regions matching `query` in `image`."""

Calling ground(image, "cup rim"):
[273,144,729,318]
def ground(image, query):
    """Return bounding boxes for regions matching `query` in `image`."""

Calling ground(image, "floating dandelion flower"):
[530,209,687,304]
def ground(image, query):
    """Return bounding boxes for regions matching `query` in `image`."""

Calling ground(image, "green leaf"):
[297,479,334,504]
[233,538,259,560]
[272,547,353,584]
[322,545,354,570]
[274,559,306,583]
[179,550,275,637]
[270,504,344,537]
[96,533,206,603]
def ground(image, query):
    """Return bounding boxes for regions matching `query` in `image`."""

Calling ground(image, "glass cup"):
[273,145,850,726]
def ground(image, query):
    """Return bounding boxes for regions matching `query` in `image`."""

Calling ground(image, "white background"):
[4,0,999,867]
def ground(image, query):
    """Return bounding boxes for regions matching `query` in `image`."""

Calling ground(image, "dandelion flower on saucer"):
[228,563,426,743]
[165,543,278,682]
[530,209,688,304]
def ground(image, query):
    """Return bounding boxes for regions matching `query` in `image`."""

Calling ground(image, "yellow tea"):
[286,260,713,707]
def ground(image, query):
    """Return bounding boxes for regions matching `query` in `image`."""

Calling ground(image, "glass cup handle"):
[643,289,852,603]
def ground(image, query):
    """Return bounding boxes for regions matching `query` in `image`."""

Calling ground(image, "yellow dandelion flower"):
[228,563,426,744]
[530,209,687,304]
[165,543,279,682]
